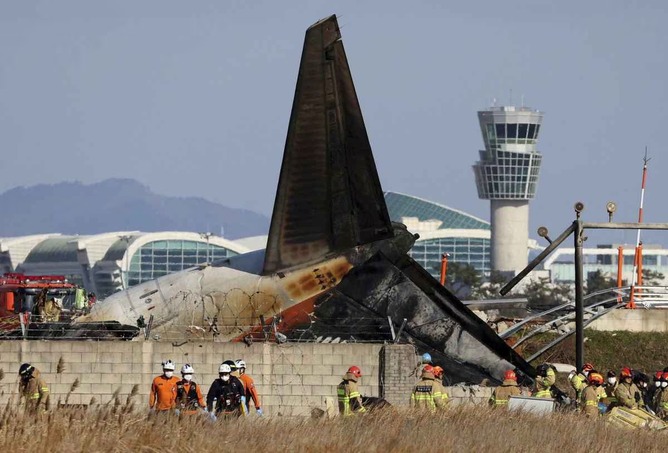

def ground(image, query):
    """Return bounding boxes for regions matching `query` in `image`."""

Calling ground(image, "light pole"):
[199,232,212,265]
[118,235,133,290]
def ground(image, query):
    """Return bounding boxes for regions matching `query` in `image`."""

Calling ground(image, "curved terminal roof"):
[18,231,250,266]
[23,236,82,263]
[384,191,489,231]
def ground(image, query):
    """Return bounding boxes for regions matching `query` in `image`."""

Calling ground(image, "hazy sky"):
[2,1,667,246]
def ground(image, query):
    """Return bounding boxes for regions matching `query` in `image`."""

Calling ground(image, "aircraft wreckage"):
[16,15,536,384]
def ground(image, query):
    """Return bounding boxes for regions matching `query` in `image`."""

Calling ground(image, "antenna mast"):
[629,147,651,307]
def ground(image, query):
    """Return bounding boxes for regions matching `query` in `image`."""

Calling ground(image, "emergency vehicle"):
[0,273,77,334]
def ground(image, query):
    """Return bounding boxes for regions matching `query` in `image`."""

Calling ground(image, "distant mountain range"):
[0,179,270,240]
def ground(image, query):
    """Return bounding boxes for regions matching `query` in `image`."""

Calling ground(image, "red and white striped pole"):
[629,148,650,308]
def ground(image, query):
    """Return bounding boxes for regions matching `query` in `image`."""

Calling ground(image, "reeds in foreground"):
[0,403,664,452]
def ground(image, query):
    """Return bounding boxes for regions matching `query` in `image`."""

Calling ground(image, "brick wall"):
[0,341,489,414]
[380,344,417,406]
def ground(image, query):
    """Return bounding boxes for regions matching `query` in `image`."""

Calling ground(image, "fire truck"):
[0,273,138,339]
[0,273,78,335]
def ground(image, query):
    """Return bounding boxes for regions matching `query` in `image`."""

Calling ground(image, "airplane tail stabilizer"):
[263,15,393,275]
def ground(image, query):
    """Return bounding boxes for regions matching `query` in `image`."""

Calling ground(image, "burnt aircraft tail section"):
[300,247,535,383]
[263,15,393,275]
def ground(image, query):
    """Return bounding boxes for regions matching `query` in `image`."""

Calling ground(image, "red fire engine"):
[0,273,78,332]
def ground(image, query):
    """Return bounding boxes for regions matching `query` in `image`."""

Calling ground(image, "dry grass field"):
[0,401,664,452]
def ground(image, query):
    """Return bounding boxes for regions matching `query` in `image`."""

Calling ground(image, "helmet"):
[181,364,194,375]
[607,370,616,378]
[347,366,362,378]
[620,367,632,378]
[536,364,549,377]
[423,364,434,374]
[433,366,444,378]
[19,363,34,377]
[582,362,594,373]
[219,363,232,374]
[655,371,663,380]
[235,359,246,370]
[588,372,604,385]
[662,372,668,381]
[223,360,237,371]
[421,353,432,364]
[161,360,175,371]
[504,370,517,381]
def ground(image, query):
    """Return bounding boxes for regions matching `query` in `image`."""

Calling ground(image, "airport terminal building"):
[384,192,493,278]
[0,232,249,299]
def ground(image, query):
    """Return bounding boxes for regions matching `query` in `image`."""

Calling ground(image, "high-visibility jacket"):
[614,381,642,409]
[489,379,521,407]
[19,369,49,412]
[239,373,261,410]
[570,373,587,401]
[533,367,555,398]
[580,385,600,417]
[175,380,205,414]
[410,371,448,412]
[337,373,366,416]
[150,375,180,411]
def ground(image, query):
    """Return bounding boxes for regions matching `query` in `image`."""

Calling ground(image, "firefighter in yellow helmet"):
[18,363,50,413]
[533,363,556,399]
[581,371,604,417]
[614,367,642,409]
[410,365,447,412]
[489,370,521,408]
[337,366,366,416]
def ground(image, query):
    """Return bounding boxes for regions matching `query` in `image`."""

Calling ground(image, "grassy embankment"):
[0,403,665,452]
[519,330,668,373]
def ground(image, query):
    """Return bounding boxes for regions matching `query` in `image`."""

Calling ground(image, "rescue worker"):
[489,370,521,408]
[18,363,50,413]
[657,371,668,420]
[433,366,445,385]
[569,362,594,404]
[235,359,262,415]
[337,365,367,416]
[175,364,205,415]
[581,371,604,418]
[411,352,433,377]
[410,364,447,411]
[533,363,556,399]
[432,366,449,404]
[614,367,643,410]
[633,372,651,409]
[602,371,618,411]
[223,360,246,392]
[207,363,246,418]
[149,360,180,413]
[650,370,663,412]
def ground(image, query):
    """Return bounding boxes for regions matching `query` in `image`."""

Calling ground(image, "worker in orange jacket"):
[236,359,263,415]
[175,364,206,415]
[149,360,180,412]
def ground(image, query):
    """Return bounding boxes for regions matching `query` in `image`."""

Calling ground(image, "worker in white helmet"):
[175,364,206,415]
[149,360,179,412]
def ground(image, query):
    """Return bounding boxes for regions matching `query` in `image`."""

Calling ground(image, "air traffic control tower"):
[473,106,543,274]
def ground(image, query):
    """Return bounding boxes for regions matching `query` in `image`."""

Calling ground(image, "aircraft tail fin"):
[263,15,393,275]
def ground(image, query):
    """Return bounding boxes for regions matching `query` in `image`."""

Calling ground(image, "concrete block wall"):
[589,309,668,332]
[0,341,384,416]
[0,341,491,413]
